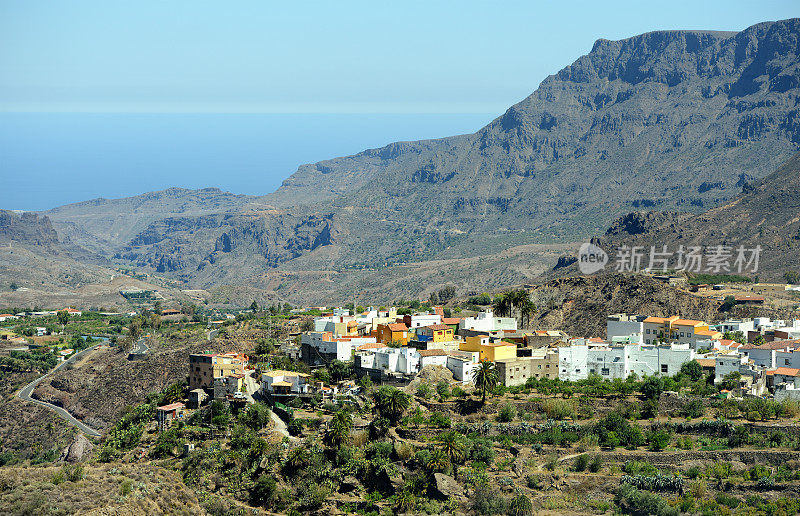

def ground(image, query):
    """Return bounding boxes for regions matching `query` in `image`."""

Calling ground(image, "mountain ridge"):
[18,18,800,301]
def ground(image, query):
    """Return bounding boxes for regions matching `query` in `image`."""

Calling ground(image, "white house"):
[446,351,478,384]
[606,314,646,344]
[559,341,695,380]
[741,340,800,368]
[715,319,755,335]
[776,347,800,369]
[459,310,517,333]
[405,313,442,329]
[417,349,448,369]
[261,370,312,395]
[715,354,747,383]
[300,332,376,365]
[559,342,589,381]
[357,346,420,376]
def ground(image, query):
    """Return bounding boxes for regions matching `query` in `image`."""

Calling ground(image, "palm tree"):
[325,409,352,448]
[472,360,499,404]
[285,446,309,472]
[493,294,511,317]
[374,386,411,423]
[425,448,449,474]
[437,430,466,477]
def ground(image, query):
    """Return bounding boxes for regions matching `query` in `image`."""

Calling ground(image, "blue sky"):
[2,1,798,114]
[1,2,798,211]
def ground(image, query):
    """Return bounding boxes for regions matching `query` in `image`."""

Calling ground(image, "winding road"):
[16,345,103,438]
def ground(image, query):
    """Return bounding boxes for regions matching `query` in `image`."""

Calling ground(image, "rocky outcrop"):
[0,211,59,246]
[59,433,94,463]
[432,473,465,500]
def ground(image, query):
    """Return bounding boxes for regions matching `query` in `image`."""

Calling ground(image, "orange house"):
[376,322,409,346]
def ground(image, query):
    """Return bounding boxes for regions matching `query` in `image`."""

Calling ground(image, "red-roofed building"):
[156,402,185,426]
[734,294,765,305]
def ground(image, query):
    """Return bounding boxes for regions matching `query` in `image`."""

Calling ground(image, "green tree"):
[472,360,499,404]
[425,448,449,474]
[641,376,664,400]
[239,402,271,430]
[250,300,259,312]
[325,410,353,448]
[680,360,703,382]
[437,430,467,477]
[250,474,276,507]
[56,310,69,329]
[373,386,411,423]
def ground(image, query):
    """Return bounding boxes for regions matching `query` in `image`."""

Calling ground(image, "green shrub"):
[648,430,671,451]
[508,493,533,516]
[497,404,516,422]
[623,460,659,476]
[416,383,432,399]
[543,399,574,420]
[574,454,589,472]
[615,484,679,516]
[120,479,134,497]
[588,454,603,473]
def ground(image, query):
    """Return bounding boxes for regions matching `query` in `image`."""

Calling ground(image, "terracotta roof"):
[734,294,764,302]
[742,339,800,350]
[417,349,448,357]
[157,402,185,411]
[387,323,408,332]
[773,367,800,377]
[695,330,720,336]
[426,324,451,331]
[357,343,384,351]
[0,314,14,317]
[442,318,462,324]
[644,316,678,323]
[674,319,704,326]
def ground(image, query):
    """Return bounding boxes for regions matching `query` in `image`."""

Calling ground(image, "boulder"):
[60,433,95,463]
[433,472,464,499]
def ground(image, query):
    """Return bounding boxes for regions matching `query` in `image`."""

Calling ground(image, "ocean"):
[0,112,496,211]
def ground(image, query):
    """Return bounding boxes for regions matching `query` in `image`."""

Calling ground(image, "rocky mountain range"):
[593,150,800,279]
[7,18,800,303]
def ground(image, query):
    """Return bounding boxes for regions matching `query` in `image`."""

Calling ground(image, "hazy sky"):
[2,1,798,114]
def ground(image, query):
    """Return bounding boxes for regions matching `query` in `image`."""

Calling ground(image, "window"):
[601,368,609,375]
[661,364,668,373]
[785,359,790,365]
[646,339,651,344]
[646,329,650,334]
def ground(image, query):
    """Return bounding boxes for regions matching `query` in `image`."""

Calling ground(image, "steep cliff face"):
[0,211,59,247]
[597,151,800,279]
[39,19,800,298]
[267,19,800,241]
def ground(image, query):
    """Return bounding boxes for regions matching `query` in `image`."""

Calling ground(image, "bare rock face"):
[60,433,95,463]
[38,19,800,300]
[433,472,465,500]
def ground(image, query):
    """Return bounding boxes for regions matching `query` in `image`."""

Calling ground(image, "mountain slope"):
[37,18,800,300]
[598,150,800,279]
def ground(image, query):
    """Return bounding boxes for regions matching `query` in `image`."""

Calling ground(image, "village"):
[3,279,800,515]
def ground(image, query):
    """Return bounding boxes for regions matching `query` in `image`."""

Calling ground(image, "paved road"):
[130,336,149,355]
[17,346,103,438]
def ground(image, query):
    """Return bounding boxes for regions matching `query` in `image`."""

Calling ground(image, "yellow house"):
[460,335,517,362]
[376,323,409,346]
[417,324,454,343]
